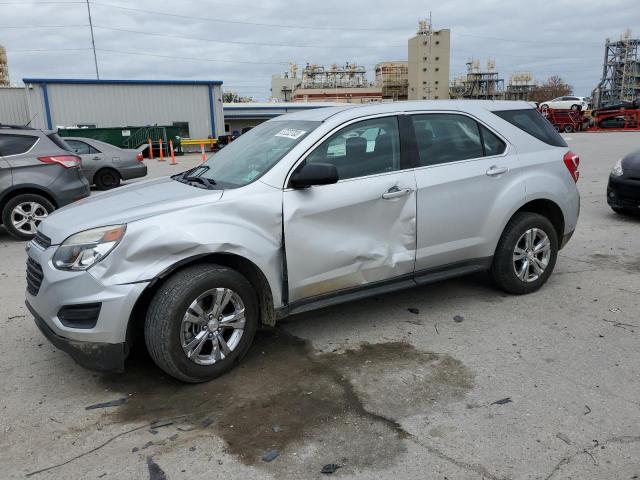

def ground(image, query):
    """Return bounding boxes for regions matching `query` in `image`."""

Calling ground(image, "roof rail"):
[0,123,35,130]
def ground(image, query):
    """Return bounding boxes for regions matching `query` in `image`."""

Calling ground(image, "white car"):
[540,96,589,111]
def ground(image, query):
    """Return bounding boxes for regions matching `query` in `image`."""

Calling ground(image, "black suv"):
[0,125,90,240]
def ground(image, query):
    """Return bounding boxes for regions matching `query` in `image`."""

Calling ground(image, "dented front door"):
[283,169,417,302]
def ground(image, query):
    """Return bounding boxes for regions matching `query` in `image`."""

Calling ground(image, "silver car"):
[64,137,147,190]
[25,101,580,382]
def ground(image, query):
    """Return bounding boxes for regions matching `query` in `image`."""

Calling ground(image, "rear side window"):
[412,114,484,166]
[493,109,567,147]
[66,140,100,155]
[0,134,38,156]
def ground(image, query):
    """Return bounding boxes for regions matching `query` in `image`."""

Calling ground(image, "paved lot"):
[1,135,639,479]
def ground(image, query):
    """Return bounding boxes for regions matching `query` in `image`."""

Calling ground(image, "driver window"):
[306,116,401,181]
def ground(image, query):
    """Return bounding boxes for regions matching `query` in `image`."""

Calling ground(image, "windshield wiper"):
[183,175,216,188]
[171,165,207,179]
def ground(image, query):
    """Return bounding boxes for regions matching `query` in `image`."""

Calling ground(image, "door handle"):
[486,165,508,176]
[382,186,412,199]
[92,156,101,161]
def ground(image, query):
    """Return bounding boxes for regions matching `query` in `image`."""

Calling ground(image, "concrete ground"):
[1,134,639,480]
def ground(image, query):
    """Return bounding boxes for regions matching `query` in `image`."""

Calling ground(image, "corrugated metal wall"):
[23,82,224,138]
[0,87,29,125]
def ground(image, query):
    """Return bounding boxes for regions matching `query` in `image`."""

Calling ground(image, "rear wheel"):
[491,212,558,295]
[94,168,120,190]
[564,124,575,133]
[1,193,54,240]
[145,264,258,383]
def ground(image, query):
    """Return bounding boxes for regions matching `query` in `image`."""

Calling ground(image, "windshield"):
[195,120,320,188]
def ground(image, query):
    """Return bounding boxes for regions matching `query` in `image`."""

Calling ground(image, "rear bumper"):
[118,162,147,181]
[51,168,91,207]
[27,300,127,372]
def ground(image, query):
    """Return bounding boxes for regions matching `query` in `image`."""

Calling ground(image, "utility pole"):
[86,0,99,79]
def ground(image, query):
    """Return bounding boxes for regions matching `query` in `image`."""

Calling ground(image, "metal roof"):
[22,78,223,86]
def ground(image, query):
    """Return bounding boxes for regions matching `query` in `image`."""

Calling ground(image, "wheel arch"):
[511,198,565,244]
[127,252,276,349]
[0,186,58,223]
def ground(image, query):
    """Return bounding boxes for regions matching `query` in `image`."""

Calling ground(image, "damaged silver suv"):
[26,101,580,382]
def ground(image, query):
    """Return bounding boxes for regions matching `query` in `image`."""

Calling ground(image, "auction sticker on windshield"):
[275,128,306,140]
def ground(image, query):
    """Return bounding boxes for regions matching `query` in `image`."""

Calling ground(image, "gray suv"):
[25,101,580,382]
[1,125,90,239]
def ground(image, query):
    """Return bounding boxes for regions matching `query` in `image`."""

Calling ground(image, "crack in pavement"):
[544,435,640,480]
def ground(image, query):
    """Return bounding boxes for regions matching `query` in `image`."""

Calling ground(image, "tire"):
[540,104,549,110]
[564,124,574,133]
[94,168,121,190]
[145,264,258,383]
[570,104,581,111]
[1,193,55,240]
[491,212,558,295]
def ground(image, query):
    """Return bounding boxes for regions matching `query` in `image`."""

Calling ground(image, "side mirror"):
[289,162,338,189]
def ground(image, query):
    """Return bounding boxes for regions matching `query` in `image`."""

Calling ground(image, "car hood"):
[40,177,223,244]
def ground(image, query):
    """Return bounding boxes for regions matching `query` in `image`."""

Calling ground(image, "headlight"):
[53,225,126,271]
[611,159,624,177]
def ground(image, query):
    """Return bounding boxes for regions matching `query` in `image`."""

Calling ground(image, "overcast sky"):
[1,0,638,99]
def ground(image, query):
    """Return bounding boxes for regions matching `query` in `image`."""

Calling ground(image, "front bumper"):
[607,175,640,210]
[25,241,149,371]
[27,301,127,372]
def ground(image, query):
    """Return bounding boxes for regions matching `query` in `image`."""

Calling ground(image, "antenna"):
[24,112,39,128]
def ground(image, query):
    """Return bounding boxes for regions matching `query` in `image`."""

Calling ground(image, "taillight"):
[136,152,144,161]
[38,155,81,169]
[563,151,580,182]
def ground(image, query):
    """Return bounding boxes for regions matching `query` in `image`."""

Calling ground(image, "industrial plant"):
[2,22,640,136]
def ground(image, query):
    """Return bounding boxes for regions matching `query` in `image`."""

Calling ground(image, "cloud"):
[1,0,638,99]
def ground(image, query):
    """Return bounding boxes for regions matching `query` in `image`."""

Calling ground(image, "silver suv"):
[25,101,580,382]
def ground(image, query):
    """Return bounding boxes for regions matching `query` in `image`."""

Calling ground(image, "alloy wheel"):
[11,201,49,235]
[180,288,246,365]
[512,228,551,283]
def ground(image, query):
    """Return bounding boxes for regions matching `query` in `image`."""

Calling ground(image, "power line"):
[90,1,405,33]
[0,1,83,3]
[6,47,93,52]
[92,25,405,49]
[96,48,292,66]
[0,24,89,28]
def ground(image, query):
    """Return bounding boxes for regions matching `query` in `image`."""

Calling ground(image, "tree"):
[529,76,573,103]
[223,90,253,103]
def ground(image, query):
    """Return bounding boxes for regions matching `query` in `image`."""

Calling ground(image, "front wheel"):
[145,264,258,383]
[491,212,558,295]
